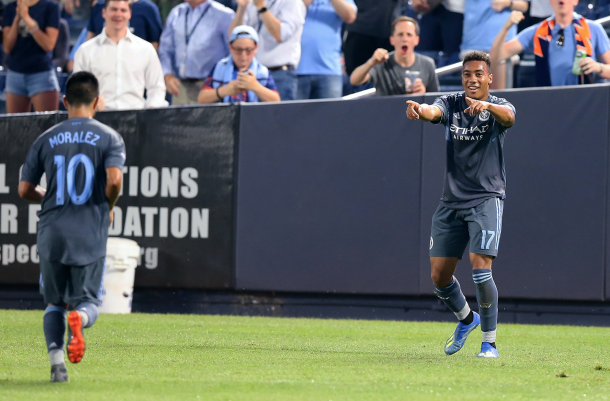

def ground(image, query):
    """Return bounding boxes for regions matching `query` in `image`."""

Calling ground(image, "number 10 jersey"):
[21,117,126,266]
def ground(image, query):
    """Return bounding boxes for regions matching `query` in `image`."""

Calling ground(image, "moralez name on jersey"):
[450,123,490,141]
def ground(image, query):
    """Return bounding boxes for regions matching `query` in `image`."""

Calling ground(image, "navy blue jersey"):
[21,117,126,265]
[432,92,516,209]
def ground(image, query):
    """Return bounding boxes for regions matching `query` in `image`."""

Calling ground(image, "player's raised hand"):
[236,0,251,8]
[369,49,389,66]
[464,97,490,116]
[406,100,423,120]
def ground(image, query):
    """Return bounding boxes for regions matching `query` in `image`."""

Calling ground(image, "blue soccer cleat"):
[477,342,500,358]
[444,312,480,355]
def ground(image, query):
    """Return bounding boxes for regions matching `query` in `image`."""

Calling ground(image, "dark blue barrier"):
[2,84,610,301]
[235,97,423,294]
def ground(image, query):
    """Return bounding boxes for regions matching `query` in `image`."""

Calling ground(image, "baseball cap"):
[230,25,259,44]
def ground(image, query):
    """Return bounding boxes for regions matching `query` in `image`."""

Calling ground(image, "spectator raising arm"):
[230,0,282,43]
[228,0,249,36]
[328,0,357,23]
[350,48,388,86]
[303,0,357,20]
[490,0,528,12]
[489,11,524,65]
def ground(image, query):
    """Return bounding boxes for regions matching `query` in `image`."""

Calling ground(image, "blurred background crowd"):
[1,0,609,114]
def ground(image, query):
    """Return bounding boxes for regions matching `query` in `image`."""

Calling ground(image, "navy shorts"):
[39,257,105,306]
[429,197,504,258]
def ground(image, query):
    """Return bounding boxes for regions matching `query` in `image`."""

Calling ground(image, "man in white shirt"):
[229,0,306,100]
[74,0,168,110]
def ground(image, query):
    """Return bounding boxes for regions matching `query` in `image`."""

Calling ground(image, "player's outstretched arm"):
[406,100,442,123]
[106,167,123,210]
[18,181,46,203]
[465,97,515,127]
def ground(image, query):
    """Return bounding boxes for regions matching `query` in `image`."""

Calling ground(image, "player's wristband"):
[216,86,223,101]
[600,63,605,75]
[258,7,268,13]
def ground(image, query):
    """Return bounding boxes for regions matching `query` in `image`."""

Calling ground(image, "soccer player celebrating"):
[406,51,515,358]
[19,72,126,382]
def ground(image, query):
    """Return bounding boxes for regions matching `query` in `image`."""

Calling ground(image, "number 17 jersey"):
[21,117,126,266]
[432,92,516,209]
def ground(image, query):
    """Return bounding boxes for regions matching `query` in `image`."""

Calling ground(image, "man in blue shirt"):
[158,0,235,105]
[296,0,357,99]
[406,51,516,359]
[490,4,610,87]
[19,71,125,382]
[198,25,280,103]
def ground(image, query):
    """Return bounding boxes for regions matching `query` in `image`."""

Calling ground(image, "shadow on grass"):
[0,379,64,389]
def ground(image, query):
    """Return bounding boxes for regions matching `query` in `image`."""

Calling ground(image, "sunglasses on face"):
[556,28,565,47]
[231,46,256,55]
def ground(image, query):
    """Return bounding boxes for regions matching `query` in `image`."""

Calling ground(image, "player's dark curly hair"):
[463,51,492,73]
[65,72,99,107]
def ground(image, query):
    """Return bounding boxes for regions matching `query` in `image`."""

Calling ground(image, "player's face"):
[462,61,492,100]
[102,0,132,31]
[230,38,257,71]
[549,0,578,17]
[389,21,419,56]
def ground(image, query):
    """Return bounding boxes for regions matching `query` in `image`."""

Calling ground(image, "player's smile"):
[462,61,492,100]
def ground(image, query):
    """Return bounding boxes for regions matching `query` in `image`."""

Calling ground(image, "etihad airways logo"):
[450,124,490,141]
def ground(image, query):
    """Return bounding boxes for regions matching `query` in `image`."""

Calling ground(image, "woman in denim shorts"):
[2,0,60,113]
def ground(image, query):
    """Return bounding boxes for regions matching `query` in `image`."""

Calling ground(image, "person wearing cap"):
[228,0,306,101]
[198,25,280,103]
[158,0,235,105]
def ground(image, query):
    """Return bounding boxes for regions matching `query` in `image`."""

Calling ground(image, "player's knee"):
[471,254,493,270]
[430,269,452,288]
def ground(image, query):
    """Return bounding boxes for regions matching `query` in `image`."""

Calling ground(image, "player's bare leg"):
[431,257,480,355]
[471,253,500,358]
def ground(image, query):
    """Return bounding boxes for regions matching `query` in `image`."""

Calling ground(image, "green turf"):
[1,310,609,400]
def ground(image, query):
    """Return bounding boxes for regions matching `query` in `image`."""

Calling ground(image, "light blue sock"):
[473,268,498,342]
[76,302,99,328]
[434,277,471,320]
[44,305,66,365]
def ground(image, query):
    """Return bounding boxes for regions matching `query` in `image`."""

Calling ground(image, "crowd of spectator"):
[1,0,610,114]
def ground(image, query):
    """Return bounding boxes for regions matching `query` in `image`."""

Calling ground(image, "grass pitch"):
[1,310,609,400]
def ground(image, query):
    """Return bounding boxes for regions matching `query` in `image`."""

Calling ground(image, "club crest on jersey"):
[478,110,490,121]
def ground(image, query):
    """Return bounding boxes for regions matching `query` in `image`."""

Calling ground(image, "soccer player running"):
[18,71,126,382]
[406,51,515,358]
